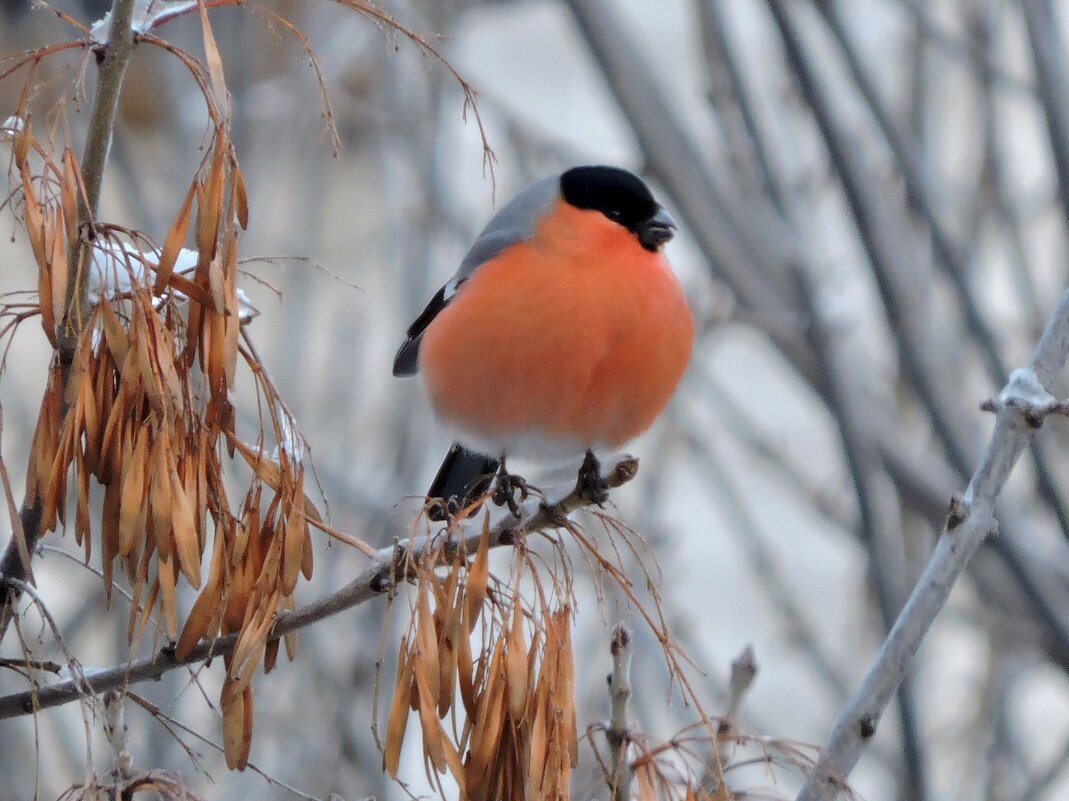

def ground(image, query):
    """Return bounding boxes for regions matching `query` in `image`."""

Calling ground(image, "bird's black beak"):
[638,207,677,251]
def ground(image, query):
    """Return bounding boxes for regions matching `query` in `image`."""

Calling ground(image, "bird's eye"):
[606,209,623,221]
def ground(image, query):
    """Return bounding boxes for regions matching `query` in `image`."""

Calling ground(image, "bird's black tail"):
[426,443,499,521]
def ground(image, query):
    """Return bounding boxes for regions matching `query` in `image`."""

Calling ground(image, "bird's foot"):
[577,450,609,506]
[425,496,459,523]
[491,461,530,517]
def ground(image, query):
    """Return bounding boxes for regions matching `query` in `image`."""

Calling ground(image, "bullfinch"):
[393,165,694,518]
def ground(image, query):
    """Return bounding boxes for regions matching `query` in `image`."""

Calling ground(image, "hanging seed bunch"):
[9,118,317,769]
[383,517,579,801]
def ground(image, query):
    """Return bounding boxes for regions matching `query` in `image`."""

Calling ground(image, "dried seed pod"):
[505,600,528,723]
[221,685,253,770]
[456,602,477,720]
[154,183,195,295]
[117,427,149,557]
[175,527,225,659]
[169,460,201,588]
[466,514,490,631]
[384,639,415,778]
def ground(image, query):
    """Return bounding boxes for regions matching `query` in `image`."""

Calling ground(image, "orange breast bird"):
[394,165,694,517]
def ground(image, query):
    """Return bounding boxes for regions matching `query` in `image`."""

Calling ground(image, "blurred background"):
[4,0,1069,799]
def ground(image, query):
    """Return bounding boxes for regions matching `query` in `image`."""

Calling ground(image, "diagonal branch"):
[796,286,1069,799]
[0,457,638,719]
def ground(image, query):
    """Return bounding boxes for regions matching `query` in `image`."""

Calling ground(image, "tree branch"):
[797,286,1069,799]
[605,623,634,801]
[0,457,638,719]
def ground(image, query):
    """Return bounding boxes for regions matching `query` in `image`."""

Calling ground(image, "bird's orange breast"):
[419,200,694,455]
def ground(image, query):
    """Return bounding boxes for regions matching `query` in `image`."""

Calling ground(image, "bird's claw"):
[577,450,610,505]
[492,470,530,517]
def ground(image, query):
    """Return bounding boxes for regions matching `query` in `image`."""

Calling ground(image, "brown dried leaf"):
[527,691,548,801]
[98,299,129,367]
[48,209,67,326]
[169,461,201,588]
[101,476,121,600]
[154,182,195,295]
[81,360,101,474]
[207,256,226,315]
[13,120,30,167]
[24,177,55,343]
[466,513,490,631]
[457,603,476,719]
[636,763,656,801]
[222,685,253,770]
[299,521,314,580]
[60,148,79,246]
[193,429,209,544]
[163,271,215,310]
[206,311,226,397]
[149,436,173,552]
[75,448,91,558]
[467,639,506,788]
[227,433,282,489]
[228,606,273,699]
[148,314,183,405]
[384,639,415,777]
[175,524,225,660]
[436,594,461,720]
[415,584,440,709]
[281,474,306,595]
[196,136,225,260]
[232,162,249,230]
[21,166,48,270]
[505,600,528,723]
[414,650,447,776]
[158,552,178,638]
[41,396,74,534]
[118,427,149,557]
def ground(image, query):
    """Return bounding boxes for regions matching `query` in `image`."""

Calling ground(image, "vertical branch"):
[0,0,140,640]
[102,690,133,781]
[706,645,757,795]
[605,624,633,801]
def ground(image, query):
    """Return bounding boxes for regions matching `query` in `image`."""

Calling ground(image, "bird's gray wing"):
[392,175,559,376]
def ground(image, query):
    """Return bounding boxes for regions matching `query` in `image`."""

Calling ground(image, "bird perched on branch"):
[394,165,693,519]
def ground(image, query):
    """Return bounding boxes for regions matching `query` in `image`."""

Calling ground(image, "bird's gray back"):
[393,174,562,377]
[445,175,560,296]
